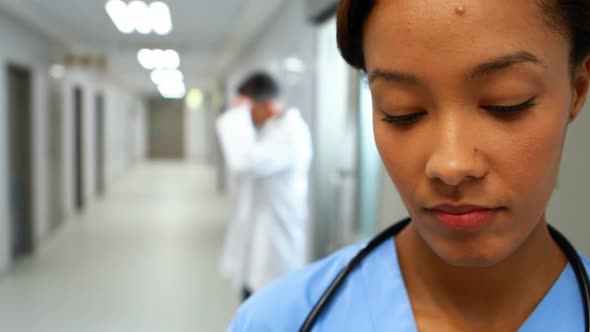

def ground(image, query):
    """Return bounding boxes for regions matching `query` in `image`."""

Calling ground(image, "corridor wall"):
[61,72,148,217]
[0,10,62,272]
[0,9,148,273]
[546,106,590,255]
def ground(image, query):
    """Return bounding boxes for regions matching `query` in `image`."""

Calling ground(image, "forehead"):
[363,0,569,74]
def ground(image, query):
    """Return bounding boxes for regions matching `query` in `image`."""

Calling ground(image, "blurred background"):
[0,0,588,331]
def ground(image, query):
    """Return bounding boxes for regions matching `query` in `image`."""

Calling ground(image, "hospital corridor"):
[0,162,238,331]
[2,0,590,331]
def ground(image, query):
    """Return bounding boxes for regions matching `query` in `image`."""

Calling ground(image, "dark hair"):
[337,0,590,71]
[237,72,280,101]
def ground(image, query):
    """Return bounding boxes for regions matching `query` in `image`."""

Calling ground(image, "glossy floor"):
[0,161,239,332]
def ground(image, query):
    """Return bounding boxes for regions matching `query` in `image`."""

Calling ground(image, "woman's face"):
[365,0,588,267]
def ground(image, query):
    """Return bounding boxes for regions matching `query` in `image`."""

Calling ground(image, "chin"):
[431,240,513,269]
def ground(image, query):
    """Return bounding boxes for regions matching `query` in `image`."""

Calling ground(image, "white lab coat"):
[217,105,313,291]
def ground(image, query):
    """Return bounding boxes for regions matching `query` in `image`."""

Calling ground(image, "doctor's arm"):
[230,130,299,178]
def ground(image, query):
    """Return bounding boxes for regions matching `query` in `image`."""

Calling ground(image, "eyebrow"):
[368,51,546,85]
[368,70,420,85]
[469,51,545,79]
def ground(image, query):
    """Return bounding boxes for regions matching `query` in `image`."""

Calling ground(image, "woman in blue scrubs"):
[229,0,590,330]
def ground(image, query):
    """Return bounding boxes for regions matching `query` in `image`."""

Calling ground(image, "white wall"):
[104,83,133,181]
[312,17,359,256]
[547,106,590,255]
[133,100,148,163]
[184,103,210,162]
[122,93,147,165]
[0,10,62,272]
[0,9,148,273]
[377,176,408,232]
[100,82,146,186]
[60,75,146,217]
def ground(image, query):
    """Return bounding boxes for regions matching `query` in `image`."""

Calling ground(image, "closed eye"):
[381,97,535,125]
[382,111,427,125]
[482,97,536,114]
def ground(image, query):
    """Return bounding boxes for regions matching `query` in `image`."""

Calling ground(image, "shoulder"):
[283,108,308,128]
[227,242,365,332]
[284,109,311,144]
[580,251,590,272]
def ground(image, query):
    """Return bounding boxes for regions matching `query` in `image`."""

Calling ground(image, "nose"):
[425,115,488,186]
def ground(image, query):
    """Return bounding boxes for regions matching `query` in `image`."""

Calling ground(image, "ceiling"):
[0,0,288,94]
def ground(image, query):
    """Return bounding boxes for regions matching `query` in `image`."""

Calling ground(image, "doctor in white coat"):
[217,72,313,301]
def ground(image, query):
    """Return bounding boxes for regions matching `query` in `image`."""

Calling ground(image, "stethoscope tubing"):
[299,218,590,332]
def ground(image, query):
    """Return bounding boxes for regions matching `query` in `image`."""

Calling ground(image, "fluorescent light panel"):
[149,2,172,35]
[129,1,151,34]
[105,0,172,35]
[105,0,134,33]
[150,69,183,85]
[137,49,180,70]
[158,79,186,99]
[151,69,185,99]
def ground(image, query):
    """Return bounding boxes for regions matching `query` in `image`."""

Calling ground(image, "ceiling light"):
[137,48,154,69]
[151,69,183,85]
[163,49,180,69]
[105,0,172,35]
[158,81,186,99]
[186,89,204,109]
[138,49,180,70]
[160,92,185,99]
[149,2,173,35]
[105,0,134,34]
[152,49,165,68]
[128,1,151,34]
[284,57,306,73]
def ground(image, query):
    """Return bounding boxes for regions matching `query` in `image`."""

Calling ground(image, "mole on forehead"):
[455,5,466,15]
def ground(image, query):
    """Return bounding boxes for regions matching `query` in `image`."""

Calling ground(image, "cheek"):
[491,79,572,203]
[491,114,568,208]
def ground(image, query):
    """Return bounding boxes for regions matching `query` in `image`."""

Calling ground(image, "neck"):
[396,216,567,329]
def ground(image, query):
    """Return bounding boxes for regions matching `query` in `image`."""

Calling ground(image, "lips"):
[429,204,501,230]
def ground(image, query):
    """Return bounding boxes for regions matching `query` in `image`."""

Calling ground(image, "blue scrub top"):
[228,237,590,331]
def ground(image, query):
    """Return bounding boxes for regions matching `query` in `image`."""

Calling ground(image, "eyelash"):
[482,97,536,114]
[381,97,536,125]
[381,112,426,125]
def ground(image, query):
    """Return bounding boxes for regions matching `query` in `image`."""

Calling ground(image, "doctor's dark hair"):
[237,72,280,101]
[336,0,590,71]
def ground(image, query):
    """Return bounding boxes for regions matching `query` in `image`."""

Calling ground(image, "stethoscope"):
[299,218,590,332]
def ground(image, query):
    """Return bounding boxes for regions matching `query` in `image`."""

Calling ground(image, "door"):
[74,87,84,211]
[147,98,184,159]
[7,65,34,258]
[50,77,64,228]
[95,94,105,196]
